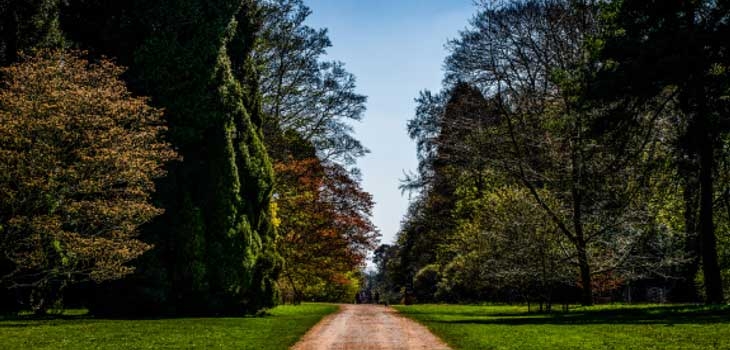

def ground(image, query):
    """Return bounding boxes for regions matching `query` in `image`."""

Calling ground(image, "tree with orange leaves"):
[0,51,176,313]
[274,157,378,303]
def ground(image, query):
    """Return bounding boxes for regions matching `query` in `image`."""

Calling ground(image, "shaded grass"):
[394,304,730,349]
[0,303,338,349]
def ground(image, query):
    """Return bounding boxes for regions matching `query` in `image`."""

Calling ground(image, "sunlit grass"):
[394,303,730,350]
[0,303,338,349]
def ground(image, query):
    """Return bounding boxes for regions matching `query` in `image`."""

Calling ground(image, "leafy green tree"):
[441,0,671,306]
[393,0,686,306]
[597,0,730,303]
[370,244,403,304]
[441,185,575,307]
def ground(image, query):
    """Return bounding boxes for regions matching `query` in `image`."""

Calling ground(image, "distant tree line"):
[373,0,730,307]
[0,0,377,315]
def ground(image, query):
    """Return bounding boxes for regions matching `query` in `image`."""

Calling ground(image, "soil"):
[291,304,451,350]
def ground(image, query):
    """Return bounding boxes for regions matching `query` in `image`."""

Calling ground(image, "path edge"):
[289,304,343,350]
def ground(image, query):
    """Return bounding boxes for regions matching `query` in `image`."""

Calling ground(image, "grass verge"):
[394,303,730,350]
[0,303,338,349]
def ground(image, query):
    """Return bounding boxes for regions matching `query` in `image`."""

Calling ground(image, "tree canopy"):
[376,0,730,307]
[0,50,175,313]
[0,0,376,315]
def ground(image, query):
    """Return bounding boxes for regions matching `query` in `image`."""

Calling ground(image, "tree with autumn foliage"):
[254,0,377,304]
[0,51,176,313]
[274,157,378,303]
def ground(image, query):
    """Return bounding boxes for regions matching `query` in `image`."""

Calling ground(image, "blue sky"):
[303,0,474,244]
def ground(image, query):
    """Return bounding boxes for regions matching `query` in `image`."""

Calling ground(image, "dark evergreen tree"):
[108,0,279,314]
[0,0,65,65]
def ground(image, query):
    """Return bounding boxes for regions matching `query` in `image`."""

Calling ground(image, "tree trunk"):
[577,240,593,306]
[286,272,302,304]
[572,143,592,306]
[684,0,724,305]
[698,130,724,303]
[573,181,592,306]
[674,166,700,302]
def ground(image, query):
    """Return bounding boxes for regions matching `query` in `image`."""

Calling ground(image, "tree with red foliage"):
[274,157,378,302]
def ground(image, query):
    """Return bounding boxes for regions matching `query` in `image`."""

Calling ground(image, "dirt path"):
[291,304,451,350]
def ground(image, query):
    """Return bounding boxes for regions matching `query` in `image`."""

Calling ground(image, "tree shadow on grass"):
[0,309,277,328]
[400,306,528,318]
[0,312,99,328]
[427,305,730,326]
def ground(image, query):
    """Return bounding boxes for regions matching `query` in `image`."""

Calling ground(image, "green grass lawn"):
[0,303,338,349]
[394,303,730,350]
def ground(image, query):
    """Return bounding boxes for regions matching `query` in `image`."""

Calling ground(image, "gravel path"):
[291,304,451,350]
